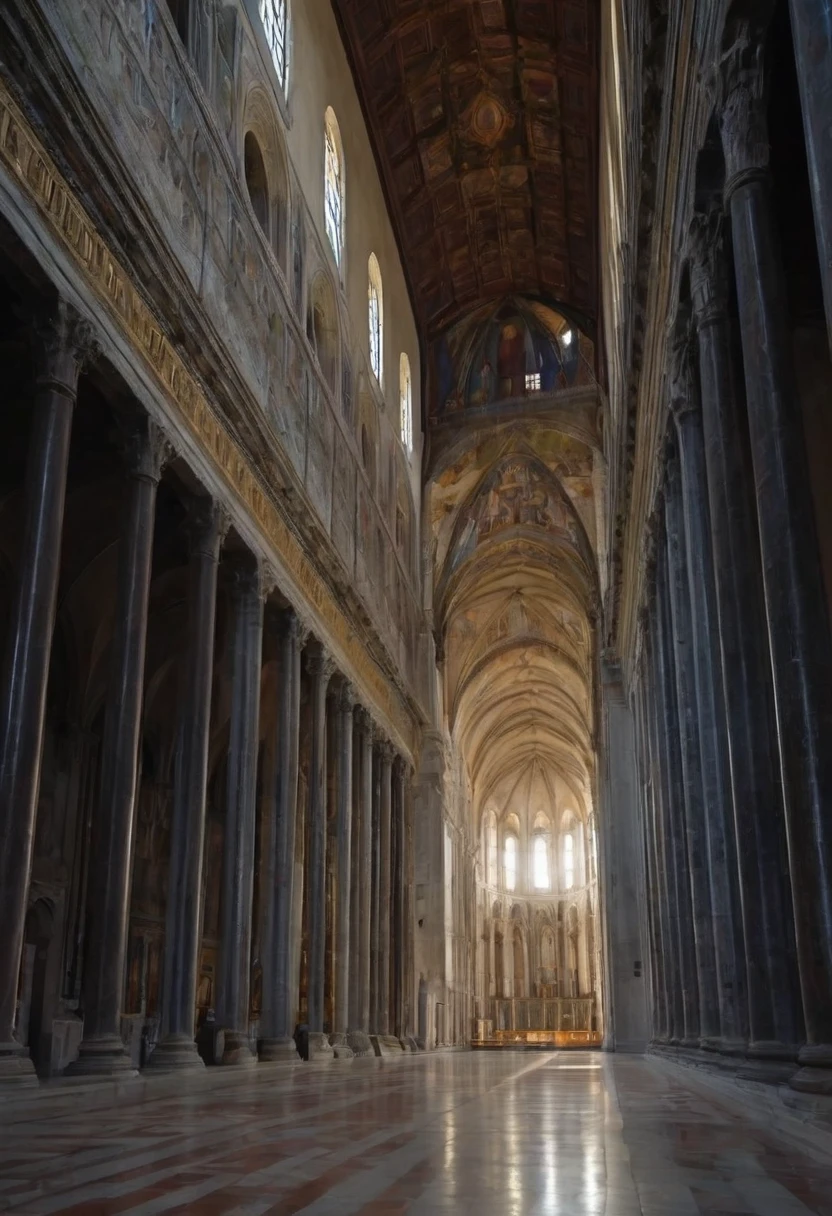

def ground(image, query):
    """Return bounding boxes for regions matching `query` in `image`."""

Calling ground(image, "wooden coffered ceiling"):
[331,0,599,338]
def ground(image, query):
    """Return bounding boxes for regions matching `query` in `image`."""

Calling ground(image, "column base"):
[258,1037,301,1063]
[220,1030,257,1067]
[718,1037,748,1059]
[329,1032,355,1060]
[370,1034,406,1057]
[307,1031,335,1063]
[346,1030,374,1057]
[0,1041,39,1088]
[790,1045,832,1094]
[65,1034,137,1078]
[145,1034,205,1072]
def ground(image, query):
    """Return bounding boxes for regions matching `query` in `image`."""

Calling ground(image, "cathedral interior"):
[2,0,832,1211]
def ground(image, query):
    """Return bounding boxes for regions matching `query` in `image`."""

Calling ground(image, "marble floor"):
[0,1051,831,1215]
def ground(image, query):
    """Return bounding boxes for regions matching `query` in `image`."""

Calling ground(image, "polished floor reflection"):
[1,1052,831,1214]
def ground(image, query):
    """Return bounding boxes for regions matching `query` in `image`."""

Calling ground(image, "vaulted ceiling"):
[332,0,599,338]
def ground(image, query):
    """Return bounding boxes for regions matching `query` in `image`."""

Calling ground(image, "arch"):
[307,273,339,391]
[258,0,290,93]
[368,253,383,385]
[399,352,413,452]
[244,131,269,236]
[324,107,344,267]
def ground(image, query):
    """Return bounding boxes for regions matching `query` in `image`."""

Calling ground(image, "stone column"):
[787,0,832,350]
[151,497,225,1071]
[305,642,334,1062]
[260,608,304,1062]
[722,65,832,1090]
[348,710,362,1031]
[217,553,264,1066]
[393,758,407,1040]
[0,302,94,1083]
[330,681,355,1058]
[669,332,748,1055]
[348,709,374,1055]
[653,530,701,1048]
[689,210,803,1069]
[375,741,394,1041]
[664,447,721,1049]
[71,415,169,1075]
[369,740,382,1036]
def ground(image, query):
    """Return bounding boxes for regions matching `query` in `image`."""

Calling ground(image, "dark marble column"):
[217,553,264,1066]
[305,642,334,1062]
[260,608,304,1062]
[689,210,803,1068]
[71,415,169,1075]
[788,0,832,349]
[348,711,362,1033]
[369,741,382,1037]
[330,681,355,1058]
[0,302,94,1082]
[150,498,225,1070]
[722,66,832,1090]
[653,540,700,1048]
[393,758,407,1040]
[632,669,665,1043]
[375,741,394,1039]
[348,709,374,1054]
[664,447,721,1049]
[669,333,748,1055]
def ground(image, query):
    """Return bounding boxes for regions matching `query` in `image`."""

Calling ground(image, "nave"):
[1,1053,831,1215]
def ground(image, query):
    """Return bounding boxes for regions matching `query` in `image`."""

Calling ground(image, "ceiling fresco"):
[332,0,599,339]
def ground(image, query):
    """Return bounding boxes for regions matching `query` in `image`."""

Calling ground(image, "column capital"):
[355,705,375,739]
[720,38,769,199]
[118,415,173,484]
[688,208,730,329]
[305,640,335,685]
[377,737,395,765]
[226,549,262,598]
[273,604,306,650]
[35,298,99,397]
[337,680,356,712]
[667,320,699,426]
[184,496,229,560]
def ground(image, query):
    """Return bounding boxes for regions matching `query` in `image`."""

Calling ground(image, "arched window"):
[244,132,269,236]
[368,254,383,384]
[563,832,575,891]
[259,0,289,92]
[504,835,517,892]
[533,835,549,890]
[486,811,498,887]
[399,352,412,452]
[324,108,344,266]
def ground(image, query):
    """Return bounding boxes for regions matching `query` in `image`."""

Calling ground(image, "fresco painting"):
[430,297,595,420]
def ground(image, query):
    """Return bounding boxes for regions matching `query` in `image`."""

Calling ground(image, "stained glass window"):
[400,353,412,451]
[259,0,288,91]
[324,110,343,265]
[368,254,383,384]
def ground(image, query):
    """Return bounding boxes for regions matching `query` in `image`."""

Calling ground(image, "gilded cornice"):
[0,79,419,758]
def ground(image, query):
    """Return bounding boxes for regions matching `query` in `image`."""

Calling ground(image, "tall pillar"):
[305,642,334,1062]
[260,608,304,1061]
[217,553,264,1066]
[330,681,355,1058]
[404,769,416,1040]
[670,334,748,1055]
[71,415,169,1075]
[787,0,832,351]
[393,758,407,1040]
[151,497,225,1070]
[689,210,803,1068]
[0,302,94,1083]
[375,741,394,1040]
[348,709,374,1055]
[651,546,700,1047]
[369,740,381,1036]
[664,447,721,1049]
[722,64,832,1091]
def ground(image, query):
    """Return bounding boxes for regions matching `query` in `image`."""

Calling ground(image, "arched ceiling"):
[332,0,599,336]
[429,426,599,829]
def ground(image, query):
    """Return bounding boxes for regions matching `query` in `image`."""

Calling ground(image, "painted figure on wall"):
[429,296,594,419]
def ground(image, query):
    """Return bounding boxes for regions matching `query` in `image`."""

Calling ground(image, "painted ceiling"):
[331,0,598,338]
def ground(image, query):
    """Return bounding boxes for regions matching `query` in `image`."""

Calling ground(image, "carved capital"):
[356,706,375,740]
[260,560,280,601]
[688,208,729,328]
[185,496,229,560]
[337,680,356,713]
[35,298,98,398]
[227,550,262,598]
[720,37,769,197]
[666,317,699,425]
[305,641,335,685]
[378,737,395,765]
[119,415,173,483]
